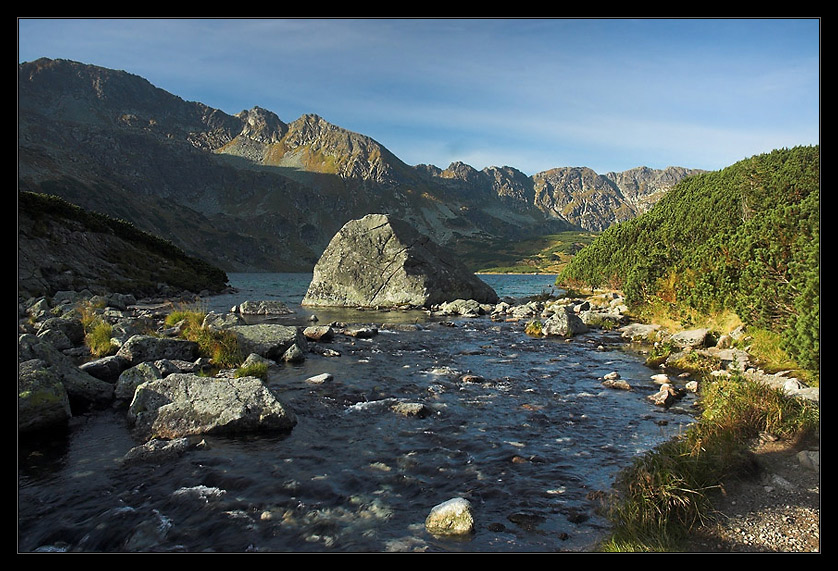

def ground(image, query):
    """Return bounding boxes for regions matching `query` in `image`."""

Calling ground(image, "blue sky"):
[18,18,820,176]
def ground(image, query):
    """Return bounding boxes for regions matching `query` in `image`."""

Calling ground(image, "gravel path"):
[681,432,820,552]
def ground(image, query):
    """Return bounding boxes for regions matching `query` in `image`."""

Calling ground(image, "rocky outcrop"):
[18,359,73,432]
[603,166,703,215]
[18,333,115,406]
[18,291,302,436]
[302,214,499,308]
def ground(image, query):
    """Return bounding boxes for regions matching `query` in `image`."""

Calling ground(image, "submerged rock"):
[302,213,498,308]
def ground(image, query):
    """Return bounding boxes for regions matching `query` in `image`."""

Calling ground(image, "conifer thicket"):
[558,146,820,370]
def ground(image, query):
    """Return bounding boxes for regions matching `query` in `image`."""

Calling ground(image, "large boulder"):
[115,361,163,401]
[127,373,297,441]
[79,354,131,382]
[302,214,498,308]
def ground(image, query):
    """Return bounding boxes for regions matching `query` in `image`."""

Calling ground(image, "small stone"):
[425,497,475,536]
[305,373,333,384]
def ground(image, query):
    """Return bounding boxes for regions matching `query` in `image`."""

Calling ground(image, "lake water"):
[18,273,696,553]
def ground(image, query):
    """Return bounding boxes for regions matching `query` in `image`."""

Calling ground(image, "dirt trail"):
[681,432,820,553]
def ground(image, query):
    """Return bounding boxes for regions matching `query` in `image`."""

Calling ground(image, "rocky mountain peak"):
[18,58,705,272]
[235,106,288,144]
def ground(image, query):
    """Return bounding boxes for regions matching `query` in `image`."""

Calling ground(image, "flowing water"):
[18,273,697,553]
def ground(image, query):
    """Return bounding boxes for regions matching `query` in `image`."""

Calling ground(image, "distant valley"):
[18,58,704,273]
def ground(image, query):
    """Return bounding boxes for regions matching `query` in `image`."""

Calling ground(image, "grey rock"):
[305,372,333,384]
[303,325,335,342]
[343,326,378,338]
[116,334,199,365]
[120,437,193,466]
[38,317,85,346]
[127,373,297,441]
[391,402,433,418]
[35,328,74,351]
[202,311,245,330]
[153,358,202,376]
[670,328,714,349]
[240,353,275,369]
[18,359,72,432]
[236,300,294,315]
[79,354,131,382]
[19,334,114,405]
[435,299,485,317]
[116,361,163,401]
[602,379,632,391]
[425,497,475,536]
[281,343,306,363]
[618,323,661,342]
[797,450,819,471]
[541,307,588,337]
[647,384,683,407]
[227,324,308,360]
[302,214,498,308]
[26,298,51,321]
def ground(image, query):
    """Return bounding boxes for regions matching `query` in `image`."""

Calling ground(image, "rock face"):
[302,214,499,308]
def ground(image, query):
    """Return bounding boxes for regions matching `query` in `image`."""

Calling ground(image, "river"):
[18,273,696,553]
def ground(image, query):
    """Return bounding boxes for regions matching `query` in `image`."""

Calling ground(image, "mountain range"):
[18,58,705,272]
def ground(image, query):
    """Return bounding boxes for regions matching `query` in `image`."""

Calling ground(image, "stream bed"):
[18,273,697,553]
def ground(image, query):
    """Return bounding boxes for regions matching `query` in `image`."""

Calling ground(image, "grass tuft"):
[166,305,243,369]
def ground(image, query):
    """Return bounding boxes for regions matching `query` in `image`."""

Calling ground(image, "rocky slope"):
[18,192,229,300]
[18,58,703,272]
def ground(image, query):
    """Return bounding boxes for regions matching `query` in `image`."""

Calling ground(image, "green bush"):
[558,146,819,374]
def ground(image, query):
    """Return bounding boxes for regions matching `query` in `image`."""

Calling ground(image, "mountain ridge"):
[18,57,704,272]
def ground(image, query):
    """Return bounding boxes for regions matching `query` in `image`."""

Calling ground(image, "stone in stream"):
[302,213,498,308]
[425,497,475,536]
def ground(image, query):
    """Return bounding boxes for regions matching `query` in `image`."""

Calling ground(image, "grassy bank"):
[599,371,818,552]
[590,299,819,552]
